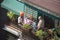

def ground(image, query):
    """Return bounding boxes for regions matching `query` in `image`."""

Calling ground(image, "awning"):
[1,0,24,15]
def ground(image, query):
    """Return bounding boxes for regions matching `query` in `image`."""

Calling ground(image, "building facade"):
[19,0,60,28]
[1,0,60,28]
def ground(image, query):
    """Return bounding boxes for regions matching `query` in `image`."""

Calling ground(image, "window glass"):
[25,5,38,19]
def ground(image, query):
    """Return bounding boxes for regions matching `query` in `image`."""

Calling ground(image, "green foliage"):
[36,30,43,38]
[53,31,59,40]
[23,24,31,29]
[43,31,49,37]
[56,28,60,36]
[7,11,18,21]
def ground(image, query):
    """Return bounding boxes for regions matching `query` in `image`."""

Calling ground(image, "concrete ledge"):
[3,24,22,36]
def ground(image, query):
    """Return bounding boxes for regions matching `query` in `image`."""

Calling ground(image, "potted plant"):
[35,30,44,40]
[7,11,18,24]
[53,31,59,40]
[56,28,60,37]
[23,24,31,32]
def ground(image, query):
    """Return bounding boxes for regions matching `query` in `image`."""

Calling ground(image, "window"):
[25,5,38,19]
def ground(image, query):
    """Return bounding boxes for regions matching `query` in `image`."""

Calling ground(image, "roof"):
[23,0,60,17]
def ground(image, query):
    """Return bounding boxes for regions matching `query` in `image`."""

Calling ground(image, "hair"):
[38,16,42,20]
[29,14,34,20]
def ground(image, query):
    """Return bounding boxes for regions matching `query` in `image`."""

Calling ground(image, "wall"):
[55,20,60,28]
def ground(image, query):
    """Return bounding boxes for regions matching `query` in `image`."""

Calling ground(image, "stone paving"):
[22,34,35,40]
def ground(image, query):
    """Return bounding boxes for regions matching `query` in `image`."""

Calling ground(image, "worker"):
[18,12,24,27]
[37,16,44,30]
[24,14,33,25]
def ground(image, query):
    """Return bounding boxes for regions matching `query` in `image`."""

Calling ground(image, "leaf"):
[36,30,43,37]
[23,24,31,29]
[7,11,18,21]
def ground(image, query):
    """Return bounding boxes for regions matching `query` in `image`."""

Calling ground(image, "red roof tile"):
[26,0,60,16]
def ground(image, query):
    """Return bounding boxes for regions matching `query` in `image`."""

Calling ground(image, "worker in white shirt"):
[37,16,44,30]
[18,12,24,27]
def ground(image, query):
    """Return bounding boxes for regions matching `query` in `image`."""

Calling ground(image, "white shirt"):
[37,19,44,29]
[18,16,22,23]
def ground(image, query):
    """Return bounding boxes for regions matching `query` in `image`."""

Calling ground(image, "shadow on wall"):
[0,6,10,40]
[0,6,10,27]
[0,0,3,3]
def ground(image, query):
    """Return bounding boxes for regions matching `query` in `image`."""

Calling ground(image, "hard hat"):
[20,12,24,17]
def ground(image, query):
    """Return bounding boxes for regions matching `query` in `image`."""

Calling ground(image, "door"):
[44,15,55,29]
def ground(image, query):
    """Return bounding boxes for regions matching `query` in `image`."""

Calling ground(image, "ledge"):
[3,24,22,36]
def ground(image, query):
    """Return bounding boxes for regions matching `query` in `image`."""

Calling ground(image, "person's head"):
[29,14,34,20]
[38,16,42,20]
[20,12,24,17]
